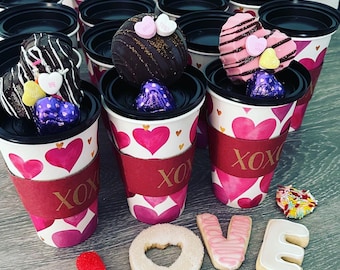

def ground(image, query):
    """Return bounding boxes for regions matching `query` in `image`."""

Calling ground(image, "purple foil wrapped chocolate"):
[135,79,176,113]
[246,69,285,99]
[33,96,80,135]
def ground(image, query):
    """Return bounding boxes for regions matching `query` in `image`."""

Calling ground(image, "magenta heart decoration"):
[51,216,97,248]
[232,117,276,140]
[295,40,311,55]
[272,103,293,122]
[259,171,275,193]
[8,153,43,179]
[215,166,258,202]
[299,48,327,70]
[133,126,170,155]
[143,196,168,208]
[212,183,229,204]
[110,122,131,149]
[45,138,83,172]
[30,215,54,232]
[237,194,263,208]
[189,116,199,144]
[133,204,181,225]
[64,210,87,227]
[134,15,156,39]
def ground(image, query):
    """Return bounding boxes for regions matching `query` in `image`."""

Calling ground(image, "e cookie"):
[256,219,309,270]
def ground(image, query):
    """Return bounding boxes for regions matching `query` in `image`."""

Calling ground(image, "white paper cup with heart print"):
[204,59,310,208]
[259,1,340,131]
[177,10,233,148]
[101,66,206,224]
[0,82,102,247]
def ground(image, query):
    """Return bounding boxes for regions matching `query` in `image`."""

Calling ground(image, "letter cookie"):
[256,219,309,270]
[129,223,204,270]
[197,214,252,270]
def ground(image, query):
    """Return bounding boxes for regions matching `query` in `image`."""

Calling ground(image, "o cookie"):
[197,213,252,270]
[129,223,204,270]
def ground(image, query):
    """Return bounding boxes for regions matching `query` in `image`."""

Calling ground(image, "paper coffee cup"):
[101,66,206,224]
[177,10,232,148]
[259,1,340,131]
[204,59,310,208]
[228,0,267,17]
[0,82,102,247]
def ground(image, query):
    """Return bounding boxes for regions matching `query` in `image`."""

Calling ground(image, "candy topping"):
[22,81,46,106]
[259,48,280,70]
[135,79,176,113]
[246,70,285,99]
[276,185,318,219]
[38,72,63,95]
[134,15,157,39]
[33,96,80,135]
[245,35,267,57]
[155,13,177,37]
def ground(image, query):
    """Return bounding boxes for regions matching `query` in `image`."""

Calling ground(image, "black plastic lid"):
[177,10,232,53]
[81,21,122,65]
[158,0,229,16]
[0,0,60,8]
[204,59,310,106]
[100,66,206,120]
[230,0,270,5]
[0,81,101,144]
[0,3,78,38]
[79,0,155,25]
[259,0,340,37]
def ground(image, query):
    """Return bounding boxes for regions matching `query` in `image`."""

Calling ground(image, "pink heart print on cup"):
[232,117,276,140]
[132,126,170,155]
[128,186,187,224]
[8,154,43,179]
[45,138,83,172]
[110,122,130,150]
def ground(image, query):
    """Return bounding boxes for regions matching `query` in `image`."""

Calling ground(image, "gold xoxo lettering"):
[231,143,284,171]
[53,177,99,211]
[157,159,192,189]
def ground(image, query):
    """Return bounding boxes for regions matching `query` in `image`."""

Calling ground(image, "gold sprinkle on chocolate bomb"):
[111,13,188,87]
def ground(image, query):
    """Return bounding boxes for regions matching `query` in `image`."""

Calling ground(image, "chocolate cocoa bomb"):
[111,13,188,87]
[0,33,83,119]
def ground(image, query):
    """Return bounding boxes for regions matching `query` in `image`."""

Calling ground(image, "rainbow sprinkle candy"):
[276,185,318,219]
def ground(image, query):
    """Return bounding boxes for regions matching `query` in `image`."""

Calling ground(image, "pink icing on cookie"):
[197,213,252,270]
[219,13,296,83]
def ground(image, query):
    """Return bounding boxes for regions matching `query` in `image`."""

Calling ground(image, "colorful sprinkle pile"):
[276,185,318,219]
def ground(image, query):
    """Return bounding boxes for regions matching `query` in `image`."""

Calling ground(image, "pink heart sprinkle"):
[134,15,156,39]
[245,35,267,57]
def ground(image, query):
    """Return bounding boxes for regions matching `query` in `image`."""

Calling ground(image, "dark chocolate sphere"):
[111,13,188,87]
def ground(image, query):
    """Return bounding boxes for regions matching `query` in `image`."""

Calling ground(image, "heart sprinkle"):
[33,96,80,135]
[134,15,157,39]
[38,72,63,95]
[76,251,106,270]
[155,13,177,37]
[135,79,176,113]
[259,48,280,70]
[22,81,46,106]
[245,35,267,57]
[246,70,285,99]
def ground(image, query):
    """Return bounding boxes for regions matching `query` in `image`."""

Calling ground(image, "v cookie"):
[197,213,252,270]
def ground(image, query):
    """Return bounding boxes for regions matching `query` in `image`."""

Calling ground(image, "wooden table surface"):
[1,23,340,270]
